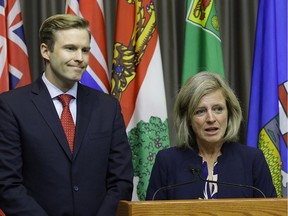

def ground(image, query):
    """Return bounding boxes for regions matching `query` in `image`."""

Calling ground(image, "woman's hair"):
[174,71,242,148]
[39,14,91,51]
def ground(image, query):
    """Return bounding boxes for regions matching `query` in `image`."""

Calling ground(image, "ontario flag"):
[111,0,170,200]
[66,0,110,93]
[0,0,31,94]
[247,0,287,197]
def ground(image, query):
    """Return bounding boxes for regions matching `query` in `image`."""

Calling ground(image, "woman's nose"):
[206,110,216,122]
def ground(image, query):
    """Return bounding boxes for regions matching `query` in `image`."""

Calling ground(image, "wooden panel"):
[116,198,287,216]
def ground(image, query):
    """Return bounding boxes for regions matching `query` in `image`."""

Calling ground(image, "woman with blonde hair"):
[146,71,276,200]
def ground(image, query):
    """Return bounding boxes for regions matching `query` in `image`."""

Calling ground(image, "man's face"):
[41,28,90,91]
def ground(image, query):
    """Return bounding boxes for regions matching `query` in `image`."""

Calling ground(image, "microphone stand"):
[152,177,197,200]
[191,168,266,198]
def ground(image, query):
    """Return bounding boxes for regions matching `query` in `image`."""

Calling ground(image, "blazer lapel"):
[30,78,73,160]
[72,84,93,159]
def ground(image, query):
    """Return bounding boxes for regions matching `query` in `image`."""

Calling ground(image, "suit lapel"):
[73,84,93,158]
[30,78,73,160]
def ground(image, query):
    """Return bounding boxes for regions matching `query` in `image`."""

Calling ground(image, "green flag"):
[182,0,224,84]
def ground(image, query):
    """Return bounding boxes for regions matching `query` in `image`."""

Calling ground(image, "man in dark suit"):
[0,14,133,216]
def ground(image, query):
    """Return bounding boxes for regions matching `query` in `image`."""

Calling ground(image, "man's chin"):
[71,73,84,81]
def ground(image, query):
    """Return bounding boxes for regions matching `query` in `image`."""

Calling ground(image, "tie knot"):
[58,94,73,107]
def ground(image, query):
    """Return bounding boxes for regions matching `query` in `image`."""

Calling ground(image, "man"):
[0,14,133,215]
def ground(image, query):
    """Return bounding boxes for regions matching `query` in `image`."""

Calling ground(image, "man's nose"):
[74,50,84,61]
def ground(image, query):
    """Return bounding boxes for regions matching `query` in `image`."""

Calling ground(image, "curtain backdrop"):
[20,0,258,145]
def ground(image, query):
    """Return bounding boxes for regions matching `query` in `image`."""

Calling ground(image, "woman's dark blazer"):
[146,142,277,200]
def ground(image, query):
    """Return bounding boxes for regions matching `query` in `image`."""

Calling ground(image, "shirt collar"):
[42,73,78,99]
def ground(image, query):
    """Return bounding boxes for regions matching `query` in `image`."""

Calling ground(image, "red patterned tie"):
[58,94,75,153]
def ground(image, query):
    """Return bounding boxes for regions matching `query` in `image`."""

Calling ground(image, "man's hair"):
[39,14,91,51]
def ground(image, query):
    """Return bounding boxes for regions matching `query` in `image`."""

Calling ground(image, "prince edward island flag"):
[247,0,287,197]
[111,0,170,200]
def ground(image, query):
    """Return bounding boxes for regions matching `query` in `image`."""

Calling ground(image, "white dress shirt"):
[42,73,77,124]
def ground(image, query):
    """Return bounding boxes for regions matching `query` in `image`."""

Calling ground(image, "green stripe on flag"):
[182,0,224,84]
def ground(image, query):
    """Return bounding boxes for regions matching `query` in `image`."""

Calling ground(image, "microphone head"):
[189,165,202,176]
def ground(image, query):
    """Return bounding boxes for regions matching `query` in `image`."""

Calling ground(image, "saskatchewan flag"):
[247,0,287,197]
[111,0,170,200]
[182,0,224,84]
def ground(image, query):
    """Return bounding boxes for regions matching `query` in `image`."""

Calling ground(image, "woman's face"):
[191,89,228,147]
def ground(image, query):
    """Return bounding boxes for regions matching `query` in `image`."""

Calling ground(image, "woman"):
[146,72,276,200]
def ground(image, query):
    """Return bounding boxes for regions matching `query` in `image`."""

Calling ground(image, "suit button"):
[73,185,79,192]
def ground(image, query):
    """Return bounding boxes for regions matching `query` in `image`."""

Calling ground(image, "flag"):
[111,0,170,200]
[247,0,287,197]
[0,0,31,93]
[66,0,110,93]
[0,1,30,214]
[182,0,224,84]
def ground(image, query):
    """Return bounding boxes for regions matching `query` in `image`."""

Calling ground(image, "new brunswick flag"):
[111,0,170,200]
[247,0,287,197]
[182,0,224,84]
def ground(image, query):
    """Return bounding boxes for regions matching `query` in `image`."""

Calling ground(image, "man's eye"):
[66,47,76,51]
[82,49,90,53]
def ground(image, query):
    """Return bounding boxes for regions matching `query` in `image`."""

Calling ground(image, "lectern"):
[116,198,287,216]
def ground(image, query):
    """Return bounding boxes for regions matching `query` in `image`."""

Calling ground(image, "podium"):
[116,198,287,216]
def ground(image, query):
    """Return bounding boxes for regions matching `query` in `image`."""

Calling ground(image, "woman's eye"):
[195,109,206,116]
[214,106,224,113]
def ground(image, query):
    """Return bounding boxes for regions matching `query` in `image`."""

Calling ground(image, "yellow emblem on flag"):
[188,0,214,28]
[186,0,221,40]
[259,128,282,197]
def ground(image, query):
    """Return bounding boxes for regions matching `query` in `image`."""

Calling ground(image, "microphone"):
[151,175,197,200]
[190,167,266,198]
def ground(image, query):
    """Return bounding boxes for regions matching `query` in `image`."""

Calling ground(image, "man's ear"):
[40,43,50,61]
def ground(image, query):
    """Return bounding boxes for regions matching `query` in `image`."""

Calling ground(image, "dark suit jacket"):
[146,142,277,200]
[0,78,134,216]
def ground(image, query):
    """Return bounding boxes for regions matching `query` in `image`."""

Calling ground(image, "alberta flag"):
[247,0,287,197]
[66,0,110,93]
[111,0,170,200]
[0,0,31,93]
[182,0,224,84]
